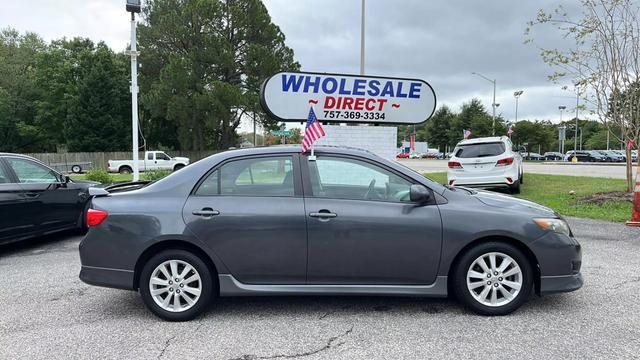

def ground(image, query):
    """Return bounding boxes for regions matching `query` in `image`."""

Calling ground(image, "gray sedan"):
[79,146,582,321]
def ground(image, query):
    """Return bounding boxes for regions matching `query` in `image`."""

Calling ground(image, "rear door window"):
[195,156,294,197]
[455,143,506,158]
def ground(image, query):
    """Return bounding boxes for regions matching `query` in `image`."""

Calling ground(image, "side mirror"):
[410,184,432,204]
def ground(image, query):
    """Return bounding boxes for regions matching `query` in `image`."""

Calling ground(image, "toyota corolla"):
[79,146,582,321]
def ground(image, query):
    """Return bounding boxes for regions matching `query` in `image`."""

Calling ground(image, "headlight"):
[533,218,571,237]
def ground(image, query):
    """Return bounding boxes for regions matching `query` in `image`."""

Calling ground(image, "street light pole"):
[360,0,365,76]
[559,105,566,154]
[574,93,579,152]
[472,72,497,135]
[126,0,141,182]
[513,90,523,123]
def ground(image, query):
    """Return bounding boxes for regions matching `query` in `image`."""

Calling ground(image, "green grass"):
[423,172,632,223]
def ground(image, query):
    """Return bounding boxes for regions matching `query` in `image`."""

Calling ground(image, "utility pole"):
[126,0,141,182]
[472,72,497,135]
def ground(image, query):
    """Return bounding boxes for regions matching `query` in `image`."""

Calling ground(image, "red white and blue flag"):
[463,129,472,139]
[301,107,325,153]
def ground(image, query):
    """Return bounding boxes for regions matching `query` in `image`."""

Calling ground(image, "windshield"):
[455,142,506,158]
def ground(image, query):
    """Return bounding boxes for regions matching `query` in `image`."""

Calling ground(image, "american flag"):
[463,129,472,139]
[507,126,514,136]
[301,107,325,153]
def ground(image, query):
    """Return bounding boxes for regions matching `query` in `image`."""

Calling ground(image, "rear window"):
[455,143,506,158]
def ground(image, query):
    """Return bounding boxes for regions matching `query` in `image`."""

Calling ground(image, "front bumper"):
[540,272,584,294]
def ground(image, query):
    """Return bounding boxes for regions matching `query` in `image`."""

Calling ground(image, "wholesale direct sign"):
[260,71,437,124]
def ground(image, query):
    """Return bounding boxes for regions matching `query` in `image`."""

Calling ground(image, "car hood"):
[71,179,100,189]
[472,189,556,217]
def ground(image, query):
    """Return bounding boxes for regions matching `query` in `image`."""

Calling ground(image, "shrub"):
[142,169,172,181]
[85,168,112,184]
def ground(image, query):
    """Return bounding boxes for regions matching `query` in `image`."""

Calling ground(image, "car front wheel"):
[139,249,214,321]
[452,242,533,316]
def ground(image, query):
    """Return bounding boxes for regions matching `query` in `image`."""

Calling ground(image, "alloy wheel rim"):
[149,259,202,312]
[466,252,522,307]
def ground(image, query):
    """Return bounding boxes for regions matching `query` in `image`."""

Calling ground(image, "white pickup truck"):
[107,151,190,174]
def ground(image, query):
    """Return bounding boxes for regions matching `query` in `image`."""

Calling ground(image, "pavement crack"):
[228,325,354,360]
[611,276,640,289]
[157,334,177,359]
[157,316,204,359]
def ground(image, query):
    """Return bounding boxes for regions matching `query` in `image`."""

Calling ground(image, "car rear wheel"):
[119,166,132,174]
[452,242,533,316]
[139,249,214,321]
[509,180,521,194]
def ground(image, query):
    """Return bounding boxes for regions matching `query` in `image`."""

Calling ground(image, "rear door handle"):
[192,208,220,217]
[309,212,337,218]
[24,192,40,198]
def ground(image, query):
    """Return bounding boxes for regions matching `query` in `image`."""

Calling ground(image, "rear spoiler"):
[88,181,153,196]
[88,187,110,197]
[104,181,153,193]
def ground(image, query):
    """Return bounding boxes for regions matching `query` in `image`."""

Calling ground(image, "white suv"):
[447,136,524,193]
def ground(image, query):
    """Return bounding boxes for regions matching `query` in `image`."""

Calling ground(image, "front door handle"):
[192,208,220,217]
[24,192,40,198]
[309,211,337,218]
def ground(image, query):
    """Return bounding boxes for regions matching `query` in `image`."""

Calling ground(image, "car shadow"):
[0,230,83,257]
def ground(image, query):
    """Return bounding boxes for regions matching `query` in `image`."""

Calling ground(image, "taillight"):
[86,209,108,227]
[496,157,514,167]
[448,161,462,169]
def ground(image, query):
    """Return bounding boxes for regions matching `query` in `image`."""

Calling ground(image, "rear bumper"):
[448,174,518,187]
[540,273,584,294]
[79,265,135,290]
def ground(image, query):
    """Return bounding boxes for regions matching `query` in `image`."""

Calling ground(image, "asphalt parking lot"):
[1,218,639,360]
[398,159,629,179]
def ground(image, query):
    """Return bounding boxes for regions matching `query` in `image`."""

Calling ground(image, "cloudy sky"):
[1,0,588,129]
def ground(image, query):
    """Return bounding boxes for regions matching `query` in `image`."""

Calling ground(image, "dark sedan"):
[0,153,96,245]
[79,146,583,321]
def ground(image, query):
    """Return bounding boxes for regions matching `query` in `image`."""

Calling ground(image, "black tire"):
[173,164,185,172]
[71,165,82,173]
[452,242,533,316]
[509,180,521,194]
[139,249,214,321]
[519,171,524,184]
[119,166,132,174]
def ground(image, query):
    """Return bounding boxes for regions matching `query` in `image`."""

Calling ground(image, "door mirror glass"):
[410,184,432,203]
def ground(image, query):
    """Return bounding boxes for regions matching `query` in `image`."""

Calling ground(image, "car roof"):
[0,152,41,162]
[456,136,508,146]
[215,145,377,158]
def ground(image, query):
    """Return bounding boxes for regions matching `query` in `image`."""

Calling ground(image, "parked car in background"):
[79,146,582,321]
[396,152,410,159]
[108,151,189,174]
[594,150,625,163]
[543,152,564,161]
[611,149,637,162]
[447,136,524,193]
[523,152,544,161]
[409,153,423,159]
[586,151,607,162]
[565,150,597,162]
[0,153,97,245]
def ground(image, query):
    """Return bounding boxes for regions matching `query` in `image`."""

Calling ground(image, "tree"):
[0,28,47,152]
[139,0,300,151]
[422,105,454,153]
[527,0,640,191]
[449,99,502,146]
[64,44,131,151]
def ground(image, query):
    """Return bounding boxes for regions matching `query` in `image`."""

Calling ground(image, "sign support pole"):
[128,12,140,182]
